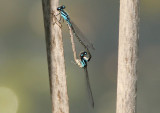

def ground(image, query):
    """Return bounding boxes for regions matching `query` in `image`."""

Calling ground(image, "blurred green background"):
[0,0,160,113]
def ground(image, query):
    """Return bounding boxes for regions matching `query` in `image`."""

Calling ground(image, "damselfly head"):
[80,51,87,57]
[57,5,65,10]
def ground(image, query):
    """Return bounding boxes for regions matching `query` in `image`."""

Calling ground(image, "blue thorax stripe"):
[61,10,68,17]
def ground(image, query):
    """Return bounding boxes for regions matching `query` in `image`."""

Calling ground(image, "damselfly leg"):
[51,10,62,28]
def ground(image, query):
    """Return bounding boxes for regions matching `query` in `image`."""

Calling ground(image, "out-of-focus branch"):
[42,0,69,113]
[116,0,140,113]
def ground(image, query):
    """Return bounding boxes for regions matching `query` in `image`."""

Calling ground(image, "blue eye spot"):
[62,5,65,9]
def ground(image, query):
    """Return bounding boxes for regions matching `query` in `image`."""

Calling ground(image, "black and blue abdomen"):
[81,58,87,68]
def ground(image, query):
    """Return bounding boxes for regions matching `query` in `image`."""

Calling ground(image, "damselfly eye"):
[84,52,87,55]
[62,5,65,9]
[57,7,60,10]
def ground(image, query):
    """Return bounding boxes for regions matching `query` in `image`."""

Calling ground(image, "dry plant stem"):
[116,0,140,113]
[42,0,69,113]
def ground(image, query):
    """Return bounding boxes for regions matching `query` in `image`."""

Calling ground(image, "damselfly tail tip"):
[92,102,94,108]
[93,46,95,50]
[90,44,95,51]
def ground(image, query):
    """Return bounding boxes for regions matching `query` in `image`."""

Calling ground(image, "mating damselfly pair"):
[53,5,95,108]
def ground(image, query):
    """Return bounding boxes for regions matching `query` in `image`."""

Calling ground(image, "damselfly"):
[56,5,95,54]
[78,51,94,108]
[55,5,95,108]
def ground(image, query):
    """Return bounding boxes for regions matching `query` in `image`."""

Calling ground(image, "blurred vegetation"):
[0,0,160,113]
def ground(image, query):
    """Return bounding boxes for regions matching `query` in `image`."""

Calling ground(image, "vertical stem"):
[42,0,69,113]
[116,0,139,113]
